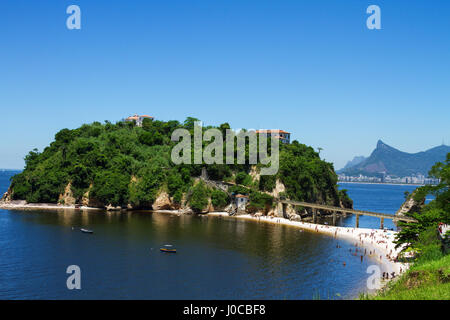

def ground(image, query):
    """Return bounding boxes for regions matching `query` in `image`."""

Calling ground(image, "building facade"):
[255,129,291,144]
[234,194,249,211]
[124,114,154,127]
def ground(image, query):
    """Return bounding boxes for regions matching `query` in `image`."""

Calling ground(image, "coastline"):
[1,202,409,275]
[1,202,409,295]
[338,181,425,187]
[206,212,409,278]
[0,202,104,211]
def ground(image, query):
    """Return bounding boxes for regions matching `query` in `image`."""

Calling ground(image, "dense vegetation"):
[395,153,450,248]
[8,117,350,212]
[365,153,450,300]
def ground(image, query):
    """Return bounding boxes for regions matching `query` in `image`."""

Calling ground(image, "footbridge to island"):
[218,178,417,229]
[276,199,418,229]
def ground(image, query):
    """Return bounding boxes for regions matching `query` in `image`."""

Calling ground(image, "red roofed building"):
[255,129,291,144]
[124,114,154,127]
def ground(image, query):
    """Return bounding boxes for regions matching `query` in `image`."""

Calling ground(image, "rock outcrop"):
[396,192,425,217]
[58,183,76,206]
[1,187,12,203]
[270,179,286,198]
[152,191,173,210]
[80,184,104,208]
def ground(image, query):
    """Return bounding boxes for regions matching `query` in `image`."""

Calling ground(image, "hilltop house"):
[124,114,154,127]
[255,129,291,144]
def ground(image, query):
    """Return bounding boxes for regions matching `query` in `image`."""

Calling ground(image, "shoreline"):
[1,202,409,276]
[1,202,409,296]
[338,181,425,187]
[0,202,104,211]
[206,212,409,285]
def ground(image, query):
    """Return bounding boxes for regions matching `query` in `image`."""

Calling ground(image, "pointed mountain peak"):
[376,140,397,151]
[377,139,387,148]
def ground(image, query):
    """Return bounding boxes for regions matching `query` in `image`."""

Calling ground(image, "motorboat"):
[160,244,176,253]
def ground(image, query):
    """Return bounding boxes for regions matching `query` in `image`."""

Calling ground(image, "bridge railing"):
[277,199,417,228]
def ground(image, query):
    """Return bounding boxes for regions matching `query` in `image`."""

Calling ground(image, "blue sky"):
[0,0,449,169]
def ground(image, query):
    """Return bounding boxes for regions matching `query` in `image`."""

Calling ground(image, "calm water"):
[338,182,420,230]
[0,172,418,299]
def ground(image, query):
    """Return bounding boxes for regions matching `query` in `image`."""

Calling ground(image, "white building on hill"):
[124,114,154,127]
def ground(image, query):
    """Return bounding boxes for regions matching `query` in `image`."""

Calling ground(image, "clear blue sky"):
[1,0,449,169]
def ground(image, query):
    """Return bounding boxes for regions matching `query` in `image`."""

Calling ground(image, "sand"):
[0,202,103,211]
[207,212,409,277]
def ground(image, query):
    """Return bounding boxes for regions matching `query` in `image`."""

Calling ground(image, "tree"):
[211,189,229,209]
[183,117,200,131]
[189,181,210,212]
[395,153,450,249]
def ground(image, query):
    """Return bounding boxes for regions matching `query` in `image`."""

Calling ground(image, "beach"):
[207,212,409,278]
[0,201,103,211]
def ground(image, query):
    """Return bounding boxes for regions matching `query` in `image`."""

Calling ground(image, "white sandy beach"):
[0,202,103,211]
[207,212,409,278]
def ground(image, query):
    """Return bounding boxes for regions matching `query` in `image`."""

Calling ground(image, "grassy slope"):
[366,254,450,300]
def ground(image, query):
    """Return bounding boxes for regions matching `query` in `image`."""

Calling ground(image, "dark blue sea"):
[0,171,419,299]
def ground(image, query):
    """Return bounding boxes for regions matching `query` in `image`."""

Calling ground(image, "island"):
[0,117,353,221]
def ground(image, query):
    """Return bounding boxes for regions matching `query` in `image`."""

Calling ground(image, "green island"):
[362,153,450,299]
[2,117,352,215]
[2,117,449,300]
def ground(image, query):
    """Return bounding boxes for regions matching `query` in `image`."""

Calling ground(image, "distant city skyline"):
[1,1,449,169]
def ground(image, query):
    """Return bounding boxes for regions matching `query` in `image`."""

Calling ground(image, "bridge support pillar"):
[355,214,360,228]
[312,209,317,224]
[332,211,337,226]
[380,217,384,230]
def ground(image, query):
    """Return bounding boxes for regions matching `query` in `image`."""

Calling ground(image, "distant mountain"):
[342,156,367,170]
[339,140,450,177]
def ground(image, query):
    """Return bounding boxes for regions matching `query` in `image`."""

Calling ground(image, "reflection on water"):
[0,209,383,300]
[0,175,417,300]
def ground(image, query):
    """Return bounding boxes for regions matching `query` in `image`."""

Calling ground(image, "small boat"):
[80,228,93,234]
[160,244,176,253]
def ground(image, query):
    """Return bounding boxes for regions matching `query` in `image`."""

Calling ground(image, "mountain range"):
[342,156,367,170]
[339,140,450,177]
